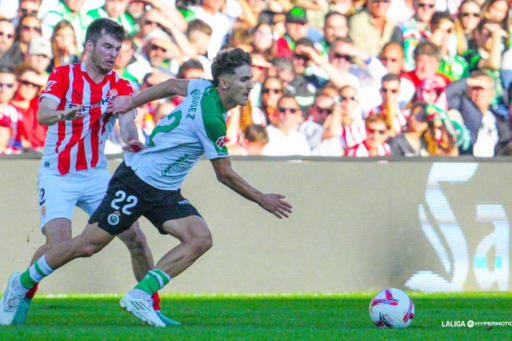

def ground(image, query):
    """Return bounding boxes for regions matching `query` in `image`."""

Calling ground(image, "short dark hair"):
[211,48,252,87]
[414,41,441,61]
[244,124,269,145]
[177,59,204,79]
[295,38,315,48]
[273,57,294,73]
[85,18,126,46]
[382,73,400,84]
[0,64,15,74]
[431,11,452,29]
[187,19,212,36]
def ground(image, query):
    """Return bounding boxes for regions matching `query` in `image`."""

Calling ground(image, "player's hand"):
[259,193,292,219]
[122,138,146,153]
[62,106,85,121]
[112,96,135,115]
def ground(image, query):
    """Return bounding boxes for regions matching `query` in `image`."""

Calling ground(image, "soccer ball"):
[369,288,415,329]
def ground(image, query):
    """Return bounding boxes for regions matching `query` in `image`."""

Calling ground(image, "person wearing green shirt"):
[86,0,137,37]
[41,0,89,49]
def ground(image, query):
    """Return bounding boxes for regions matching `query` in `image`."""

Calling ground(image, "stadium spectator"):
[429,11,469,82]
[254,76,283,126]
[482,0,509,35]
[113,39,141,90]
[454,0,481,56]
[379,42,416,105]
[400,0,435,71]
[86,0,136,36]
[194,0,235,59]
[387,0,415,24]
[12,0,43,27]
[27,37,52,85]
[423,108,459,156]
[237,0,269,29]
[252,22,275,59]
[42,0,89,48]
[262,95,311,156]
[177,59,207,80]
[300,93,335,150]
[140,30,182,76]
[321,11,349,50]
[0,19,23,68]
[48,20,80,70]
[330,0,357,16]
[345,114,391,156]
[228,124,269,156]
[349,0,403,58]
[402,41,450,89]
[446,71,512,156]
[0,65,20,153]
[389,102,430,156]
[249,53,272,108]
[276,7,320,58]
[320,85,366,155]
[368,73,408,136]
[15,14,42,57]
[12,67,46,151]
[185,19,213,75]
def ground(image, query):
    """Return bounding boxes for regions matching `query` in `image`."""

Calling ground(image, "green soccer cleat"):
[0,272,25,326]
[156,310,181,326]
[120,292,165,328]
[12,297,31,325]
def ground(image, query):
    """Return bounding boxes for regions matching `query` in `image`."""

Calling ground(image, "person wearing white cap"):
[27,37,53,87]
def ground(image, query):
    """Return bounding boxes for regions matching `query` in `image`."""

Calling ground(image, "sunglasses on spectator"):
[293,53,309,61]
[461,12,480,18]
[333,53,351,61]
[412,112,428,122]
[372,0,390,3]
[142,19,160,26]
[262,88,282,94]
[418,3,435,9]
[19,8,38,16]
[0,83,14,88]
[21,25,42,33]
[0,32,14,39]
[150,45,167,52]
[278,107,298,114]
[341,96,356,101]
[381,88,398,94]
[19,79,40,88]
[367,128,387,135]
[315,106,333,115]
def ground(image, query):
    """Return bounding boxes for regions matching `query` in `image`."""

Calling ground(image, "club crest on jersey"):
[216,136,226,149]
[44,80,57,93]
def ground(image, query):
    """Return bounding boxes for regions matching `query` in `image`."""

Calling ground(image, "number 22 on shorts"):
[111,190,138,215]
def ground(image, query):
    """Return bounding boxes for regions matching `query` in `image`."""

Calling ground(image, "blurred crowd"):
[1,0,512,157]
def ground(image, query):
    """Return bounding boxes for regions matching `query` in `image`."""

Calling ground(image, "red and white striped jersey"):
[366,105,409,134]
[341,119,366,150]
[39,62,133,175]
[345,142,391,157]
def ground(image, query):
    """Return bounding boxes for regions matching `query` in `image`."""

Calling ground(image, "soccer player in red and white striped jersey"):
[13,19,175,326]
[345,114,391,157]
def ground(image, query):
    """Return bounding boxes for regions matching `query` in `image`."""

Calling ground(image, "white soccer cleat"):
[120,292,165,328]
[0,272,25,326]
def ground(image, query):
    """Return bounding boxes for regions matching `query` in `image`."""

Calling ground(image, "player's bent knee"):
[190,234,213,256]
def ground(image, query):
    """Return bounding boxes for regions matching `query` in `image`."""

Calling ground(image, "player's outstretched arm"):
[37,97,84,126]
[118,110,145,152]
[112,78,190,115]
[210,157,293,219]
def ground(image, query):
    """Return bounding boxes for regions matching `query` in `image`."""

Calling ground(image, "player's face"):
[226,65,253,106]
[89,34,123,75]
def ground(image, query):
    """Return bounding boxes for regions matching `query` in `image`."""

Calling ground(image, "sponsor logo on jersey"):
[69,89,118,113]
[162,154,191,176]
[216,136,226,149]
[178,200,189,205]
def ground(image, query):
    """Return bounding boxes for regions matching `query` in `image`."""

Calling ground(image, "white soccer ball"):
[369,288,415,329]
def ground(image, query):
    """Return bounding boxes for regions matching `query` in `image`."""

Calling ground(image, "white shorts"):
[37,168,112,229]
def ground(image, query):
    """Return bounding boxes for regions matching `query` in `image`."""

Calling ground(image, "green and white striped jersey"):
[125,79,229,191]
[86,7,137,36]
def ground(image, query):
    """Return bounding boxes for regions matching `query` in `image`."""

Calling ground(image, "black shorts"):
[89,162,201,235]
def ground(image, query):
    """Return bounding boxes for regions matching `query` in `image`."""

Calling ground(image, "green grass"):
[1,292,511,340]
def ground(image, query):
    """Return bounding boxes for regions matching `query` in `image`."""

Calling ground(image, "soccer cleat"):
[120,292,165,327]
[12,297,31,325]
[0,272,25,326]
[156,310,181,326]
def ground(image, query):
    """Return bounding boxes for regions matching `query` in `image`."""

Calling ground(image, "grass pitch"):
[1,292,510,340]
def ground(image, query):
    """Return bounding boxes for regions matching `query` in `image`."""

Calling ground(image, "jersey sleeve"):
[115,77,136,117]
[197,86,229,159]
[39,66,70,106]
